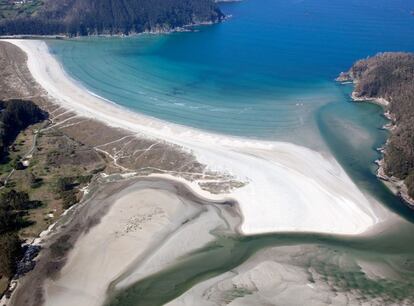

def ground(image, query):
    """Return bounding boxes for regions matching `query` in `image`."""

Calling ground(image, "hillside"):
[338,52,414,203]
[0,0,224,36]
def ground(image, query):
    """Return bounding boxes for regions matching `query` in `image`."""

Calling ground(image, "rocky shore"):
[337,55,414,208]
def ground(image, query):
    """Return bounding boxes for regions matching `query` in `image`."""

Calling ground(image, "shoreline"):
[3,39,394,237]
[0,38,408,306]
[350,91,390,107]
[344,85,414,208]
[0,16,231,40]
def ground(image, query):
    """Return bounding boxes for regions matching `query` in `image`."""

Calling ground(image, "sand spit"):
[5,39,395,236]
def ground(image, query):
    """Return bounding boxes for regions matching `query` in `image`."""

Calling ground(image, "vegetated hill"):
[0,99,46,294]
[338,52,414,200]
[0,0,225,36]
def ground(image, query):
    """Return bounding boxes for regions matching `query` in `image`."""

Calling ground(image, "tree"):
[0,233,22,279]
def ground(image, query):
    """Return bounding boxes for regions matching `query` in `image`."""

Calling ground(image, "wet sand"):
[9,177,239,306]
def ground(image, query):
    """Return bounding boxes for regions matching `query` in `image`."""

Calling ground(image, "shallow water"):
[106,228,414,305]
[46,0,414,304]
[48,0,414,144]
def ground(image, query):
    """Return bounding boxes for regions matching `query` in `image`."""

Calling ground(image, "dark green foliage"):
[405,174,414,199]
[11,160,25,170]
[56,175,92,208]
[0,190,29,211]
[56,175,92,193]
[56,177,76,192]
[0,208,20,234]
[0,190,41,234]
[60,190,77,209]
[0,232,22,279]
[0,100,47,162]
[0,0,224,36]
[343,53,414,196]
[28,173,43,189]
[0,0,44,20]
[0,189,41,280]
[0,101,46,283]
[349,53,414,104]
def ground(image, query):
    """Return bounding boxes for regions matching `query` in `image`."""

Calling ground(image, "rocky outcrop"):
[338,52,414,207]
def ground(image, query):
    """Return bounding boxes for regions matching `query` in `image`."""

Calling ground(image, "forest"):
[340,53,414,199]
[0,99,47,161]
[0,0,224,36]
[0,99,46,290]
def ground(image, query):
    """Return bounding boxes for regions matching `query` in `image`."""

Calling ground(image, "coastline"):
[0,16,230,40]
[344,85,414,208]
[0,39,408,306]
[1,38,394,236]
[350,91,390,107]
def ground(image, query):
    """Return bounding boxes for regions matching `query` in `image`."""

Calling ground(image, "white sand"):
[43,187,203,306]
[114,205,228,289]
[6,39,394,236]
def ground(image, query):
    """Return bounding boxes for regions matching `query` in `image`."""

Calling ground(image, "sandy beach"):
[0,38,411,306]
[3,39,396,237]
[2,1,414,304]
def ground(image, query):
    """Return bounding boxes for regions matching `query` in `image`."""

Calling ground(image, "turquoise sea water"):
[48,0,414,142]
[46,0,414,304]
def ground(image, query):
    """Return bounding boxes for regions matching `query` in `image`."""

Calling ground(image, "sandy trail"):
[5,39,394,236]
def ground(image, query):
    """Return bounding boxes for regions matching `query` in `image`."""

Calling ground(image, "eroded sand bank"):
[4,39,396,236]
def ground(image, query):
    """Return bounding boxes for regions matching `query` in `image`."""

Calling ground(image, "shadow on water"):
[315,84,414,224]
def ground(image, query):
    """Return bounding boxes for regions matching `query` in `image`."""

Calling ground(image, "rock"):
[14,244,41,278]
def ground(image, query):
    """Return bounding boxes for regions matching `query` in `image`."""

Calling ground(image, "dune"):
[5,39,393,236]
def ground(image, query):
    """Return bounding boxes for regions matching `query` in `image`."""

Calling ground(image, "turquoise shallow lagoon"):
[46,0,414,304]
